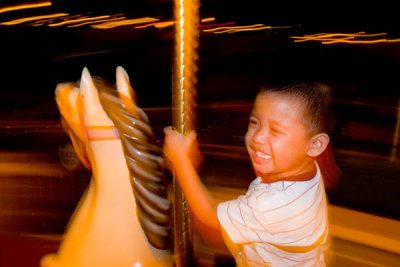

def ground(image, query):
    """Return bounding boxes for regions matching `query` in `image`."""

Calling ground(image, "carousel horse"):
[41,67,173,267]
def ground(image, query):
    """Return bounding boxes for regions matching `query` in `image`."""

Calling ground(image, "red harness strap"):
[85,125,120,141]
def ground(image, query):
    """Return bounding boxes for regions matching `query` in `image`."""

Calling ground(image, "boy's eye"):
[248,118,258,127]
[271,127,284,135]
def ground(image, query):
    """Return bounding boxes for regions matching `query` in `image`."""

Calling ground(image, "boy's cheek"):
[244,131,253,145]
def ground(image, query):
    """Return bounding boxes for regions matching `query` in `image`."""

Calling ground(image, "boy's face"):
[245,92,315,182]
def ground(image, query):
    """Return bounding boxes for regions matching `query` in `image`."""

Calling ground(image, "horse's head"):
[55,67,136,170]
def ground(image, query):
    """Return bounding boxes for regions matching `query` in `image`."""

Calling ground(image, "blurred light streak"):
[0,161,68,177]
[293,32,387,40]
[196,21,235,28]
[135,20,174,29]
[134,16,233,30]
[54,49,111,60]
[134,22,158,29]
[294,37,354,43]
[323,38,400,44]
[68,16,126,28]
[0,119,61,132]
[134,18,227,30]
[215,26,285,34]
[200,17,215,23]
[329,205,400,255]
[0,1,51,14]
[203,24,291,34]
[203,23,265,32]
[0,13,68,25]
[31,14,85,26]
[48,15,111,27]
[328,251,392,266]
[0,151,69,177]
[90,17,159,29]
[291,32,400,44]
[154,21,175,28]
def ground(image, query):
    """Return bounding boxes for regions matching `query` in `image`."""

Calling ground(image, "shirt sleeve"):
[217,195,273,245]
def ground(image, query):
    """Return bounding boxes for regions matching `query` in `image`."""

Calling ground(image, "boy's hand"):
[163,126,201,171]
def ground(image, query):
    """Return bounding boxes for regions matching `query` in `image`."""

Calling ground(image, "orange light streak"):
[201,17,215,23]
[48,15,111,27]
[0,13,68,25]
[0,1,51,14]
[155,21,175,28]
[203,24,291,34]
[135,20,175,29]
[91,17,159,29]
[134,22,156,29]
[323,38,400,44]
[292,36,354,43]
[0,151,70,177]
[291,32,400,44]
[136,19,233,30]
[31,14,84,26]
[214,26,272,34]
[203,23,265,32]
[68,16,126,28]
[134,22,157,29]
[197,21,235,28]
[300,32,387,38]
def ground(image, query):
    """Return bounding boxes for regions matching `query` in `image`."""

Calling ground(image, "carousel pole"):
[172,0,200,266]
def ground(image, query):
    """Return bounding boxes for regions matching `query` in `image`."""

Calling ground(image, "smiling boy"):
[164,81,337,266]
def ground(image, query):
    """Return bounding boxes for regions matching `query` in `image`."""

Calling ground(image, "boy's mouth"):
[255,150,272,160]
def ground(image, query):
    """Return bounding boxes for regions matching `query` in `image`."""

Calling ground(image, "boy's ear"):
[307,133,330,157]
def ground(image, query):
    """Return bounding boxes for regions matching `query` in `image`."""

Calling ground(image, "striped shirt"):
[217,163,329,267]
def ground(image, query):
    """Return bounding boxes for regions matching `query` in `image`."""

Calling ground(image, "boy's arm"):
[163,127,227,250]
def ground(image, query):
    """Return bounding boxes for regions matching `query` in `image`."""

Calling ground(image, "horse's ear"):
[80,67,113,126]
[116,66,136,101]
[116,66,140,117]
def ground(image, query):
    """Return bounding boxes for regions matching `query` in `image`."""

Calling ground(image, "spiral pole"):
[172,0,200,265]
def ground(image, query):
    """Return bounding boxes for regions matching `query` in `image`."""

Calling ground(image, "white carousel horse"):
[41,67,173,267]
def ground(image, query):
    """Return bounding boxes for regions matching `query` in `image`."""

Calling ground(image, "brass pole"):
[172,0,200,266]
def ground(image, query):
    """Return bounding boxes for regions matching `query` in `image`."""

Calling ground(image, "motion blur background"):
[0,1,400,266]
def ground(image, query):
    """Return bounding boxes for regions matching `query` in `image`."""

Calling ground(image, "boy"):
[164,81,338,266]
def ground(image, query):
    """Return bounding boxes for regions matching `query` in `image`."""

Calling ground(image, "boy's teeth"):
[256,151,271,159]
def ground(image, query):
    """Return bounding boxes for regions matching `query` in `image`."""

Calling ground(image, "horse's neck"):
[88,140,131,195]
[44,139,173,266]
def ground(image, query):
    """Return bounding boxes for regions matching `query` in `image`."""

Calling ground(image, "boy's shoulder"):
[245,171,322,202]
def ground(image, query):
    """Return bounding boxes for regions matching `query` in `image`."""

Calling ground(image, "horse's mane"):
[93,77,171,250]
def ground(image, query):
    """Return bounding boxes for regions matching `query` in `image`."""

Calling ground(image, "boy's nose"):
[252,128,269,144]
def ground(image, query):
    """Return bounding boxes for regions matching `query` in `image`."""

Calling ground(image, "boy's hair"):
[259,81,336,137]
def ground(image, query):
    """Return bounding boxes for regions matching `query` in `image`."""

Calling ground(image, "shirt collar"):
[253,161,320,191]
